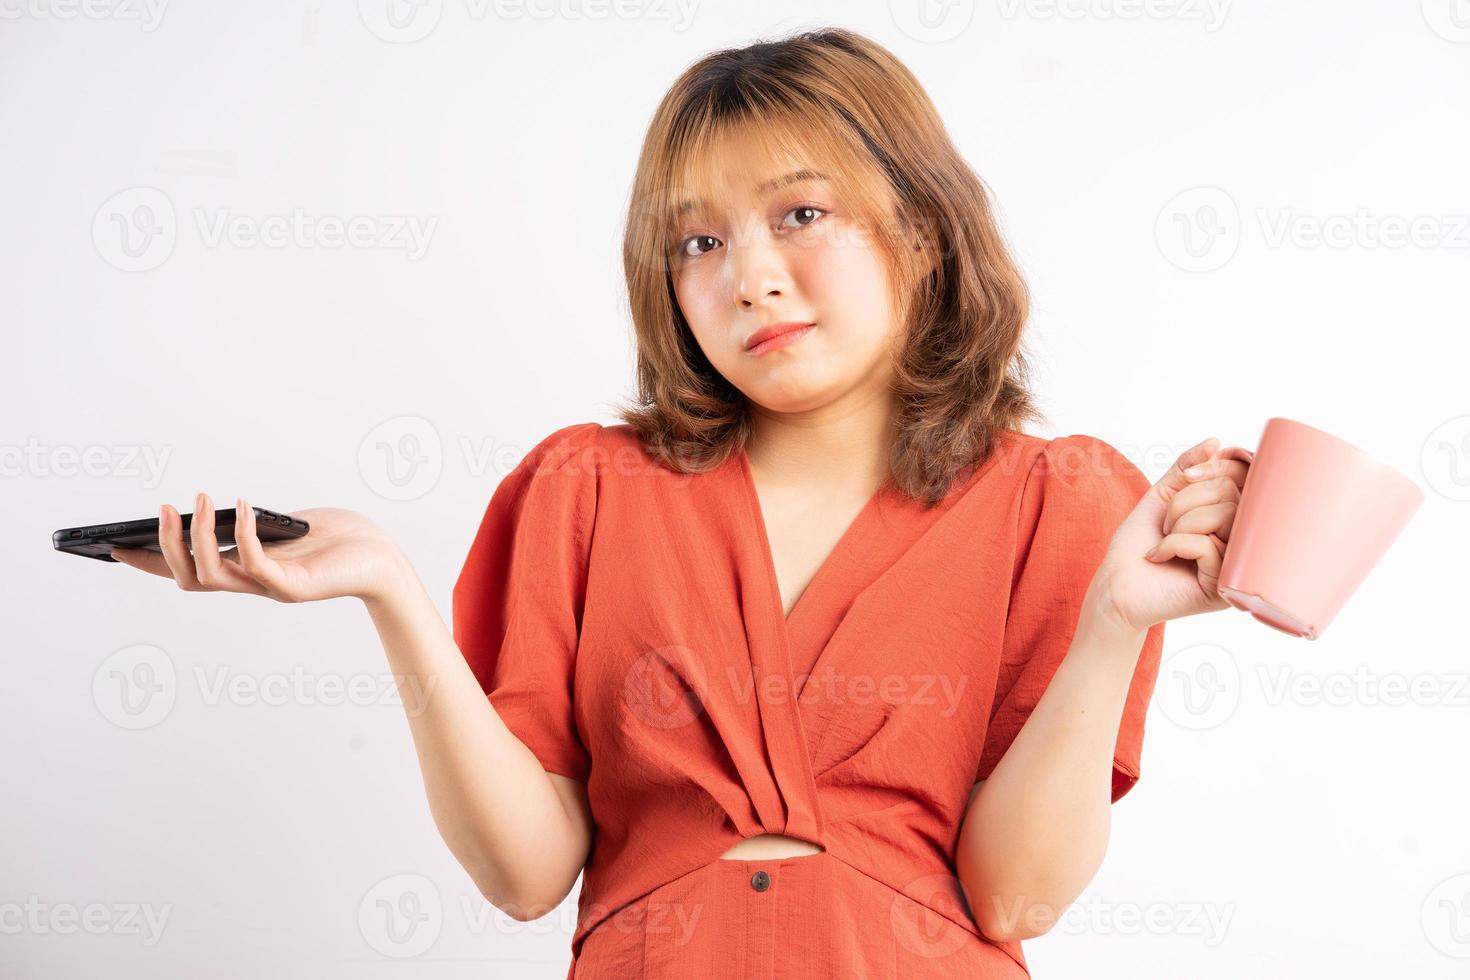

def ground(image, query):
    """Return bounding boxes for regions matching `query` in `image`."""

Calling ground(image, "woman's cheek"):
[802,235,894,336]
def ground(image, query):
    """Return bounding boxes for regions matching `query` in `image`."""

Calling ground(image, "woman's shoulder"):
[985,430,1151,556]
[518,421,687,493]
[991,429,1148,494]
[520,420,604,469]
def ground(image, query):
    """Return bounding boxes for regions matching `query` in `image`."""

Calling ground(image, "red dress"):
[452,421,1165,978]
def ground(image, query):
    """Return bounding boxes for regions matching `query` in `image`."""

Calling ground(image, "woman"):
[112,27,1251,980]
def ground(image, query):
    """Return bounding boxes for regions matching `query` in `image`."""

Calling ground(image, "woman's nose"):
[731,232,790,308]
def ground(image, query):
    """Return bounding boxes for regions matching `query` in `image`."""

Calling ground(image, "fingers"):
[1166,501,1238,542]
[1146,530,1226,592]
[233,497,291,598]
[157,503,204,590]
[1139,437,1256,603]
[1163,472,1243,536]
[1151,436,1221,503]
[190,493,269,595]
[114,497,270,595]
[1182,451,1252,493]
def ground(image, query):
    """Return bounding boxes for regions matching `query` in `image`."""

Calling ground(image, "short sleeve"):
[976,434,1166,803]
[450,421,602,782]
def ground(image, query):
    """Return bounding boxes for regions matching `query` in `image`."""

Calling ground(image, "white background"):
[4,1,1468,977]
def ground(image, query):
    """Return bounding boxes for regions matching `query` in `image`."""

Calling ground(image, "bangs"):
[652,107,898,261]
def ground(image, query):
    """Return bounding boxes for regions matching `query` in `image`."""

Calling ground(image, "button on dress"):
[451,421,1166,979]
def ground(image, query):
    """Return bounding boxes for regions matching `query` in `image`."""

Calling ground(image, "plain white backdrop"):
[4,1,1467,977]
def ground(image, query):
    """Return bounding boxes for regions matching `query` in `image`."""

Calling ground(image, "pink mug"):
[1216,418,1424,640]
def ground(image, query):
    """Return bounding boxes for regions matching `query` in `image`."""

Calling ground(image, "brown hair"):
[613,26,1045,506]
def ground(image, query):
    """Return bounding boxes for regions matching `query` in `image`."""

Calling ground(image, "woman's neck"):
[743,387,898,495]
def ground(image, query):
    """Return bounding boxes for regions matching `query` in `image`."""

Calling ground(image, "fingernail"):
[1183,464,1208,478]
[1144,545,1160,559]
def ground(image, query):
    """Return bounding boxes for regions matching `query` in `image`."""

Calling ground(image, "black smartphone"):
[52,506,310,562]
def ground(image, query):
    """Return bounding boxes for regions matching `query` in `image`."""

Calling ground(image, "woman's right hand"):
[111,493,410,605]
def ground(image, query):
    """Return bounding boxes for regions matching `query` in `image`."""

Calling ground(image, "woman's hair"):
[613,26,1046,506]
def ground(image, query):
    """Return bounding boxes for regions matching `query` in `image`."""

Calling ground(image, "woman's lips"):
[745,323,816,356]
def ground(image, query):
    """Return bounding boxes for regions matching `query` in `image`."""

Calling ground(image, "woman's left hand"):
[1091,436,1255,633]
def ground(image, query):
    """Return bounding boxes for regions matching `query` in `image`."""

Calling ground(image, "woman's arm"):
[954,582,1146,943]
[363,555,593,920]
[111,496,593,920]
[955,436,1252,943]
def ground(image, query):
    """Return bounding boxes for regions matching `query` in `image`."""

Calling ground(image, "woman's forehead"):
[660,119,892,230]
[673,164,829,217]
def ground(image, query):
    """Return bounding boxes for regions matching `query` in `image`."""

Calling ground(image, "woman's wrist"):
[357,542,422,611]
[1078,572,1150,656]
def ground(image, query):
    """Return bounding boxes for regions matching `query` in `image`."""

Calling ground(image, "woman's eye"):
[679,234,721,259]
[675,208,826,260]
[781,205,825,229]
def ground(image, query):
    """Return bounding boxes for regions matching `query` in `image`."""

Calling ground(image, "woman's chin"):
[743,379,844,416]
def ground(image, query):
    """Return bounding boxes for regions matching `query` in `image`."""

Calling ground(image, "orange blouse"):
[452,421,1165,979]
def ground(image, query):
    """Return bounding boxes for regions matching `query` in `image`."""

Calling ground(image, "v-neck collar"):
[733,444,892,633]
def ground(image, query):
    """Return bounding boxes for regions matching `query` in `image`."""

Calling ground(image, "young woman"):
[113,27,1252,980]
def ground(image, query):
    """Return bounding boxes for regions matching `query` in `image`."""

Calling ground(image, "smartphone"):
[53,506,309,562]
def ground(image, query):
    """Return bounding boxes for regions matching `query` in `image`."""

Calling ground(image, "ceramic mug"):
[1216,418,1424,640]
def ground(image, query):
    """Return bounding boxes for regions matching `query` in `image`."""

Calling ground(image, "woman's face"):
[669,152,903,416]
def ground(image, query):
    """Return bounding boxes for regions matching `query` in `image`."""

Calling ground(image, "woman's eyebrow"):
[675,169,828,216]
